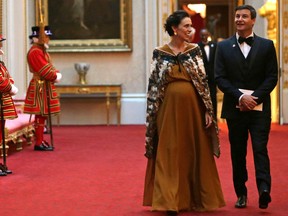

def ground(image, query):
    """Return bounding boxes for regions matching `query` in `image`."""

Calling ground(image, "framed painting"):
[35,0,132,52]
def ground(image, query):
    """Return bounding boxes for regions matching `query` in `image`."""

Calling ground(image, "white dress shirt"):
[236,33,254,58]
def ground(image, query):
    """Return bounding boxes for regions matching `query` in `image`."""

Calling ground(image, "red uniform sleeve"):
[27,46,58,81]
[0,64,12,93]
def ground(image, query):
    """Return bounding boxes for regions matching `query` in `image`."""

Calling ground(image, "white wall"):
[245,0,267,37]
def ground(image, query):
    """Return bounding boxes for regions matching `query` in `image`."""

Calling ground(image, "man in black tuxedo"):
[215,5,278,209]
[198,28,217,118]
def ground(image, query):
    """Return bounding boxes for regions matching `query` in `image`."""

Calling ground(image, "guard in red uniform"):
[24,26,62,151]
[0,35,18,175]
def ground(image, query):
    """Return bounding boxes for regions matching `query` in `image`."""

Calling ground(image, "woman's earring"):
[174,31,177,36]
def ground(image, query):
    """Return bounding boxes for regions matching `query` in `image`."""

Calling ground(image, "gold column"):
[284,0,288,90]
[259,0,278,123]
[237,0,245,6]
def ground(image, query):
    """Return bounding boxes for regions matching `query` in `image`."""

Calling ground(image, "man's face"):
[235,9,255,33]
[200,30,210,43]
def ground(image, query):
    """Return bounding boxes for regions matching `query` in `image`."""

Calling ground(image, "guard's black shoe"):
[259,190,271,209]
[235,195,247,208]
[34,144,53,151]
[42,141,54,150]
[0,170,7,176]
[0,164,12,174]
[4,169,12,174]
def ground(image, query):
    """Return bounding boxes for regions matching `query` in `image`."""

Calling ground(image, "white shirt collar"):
[236,32,254,40]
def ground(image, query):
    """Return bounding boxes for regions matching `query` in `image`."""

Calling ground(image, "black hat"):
[0,35,6,42]
[29,26,39,39]
[44,26,53,36]
[29,26,53,39]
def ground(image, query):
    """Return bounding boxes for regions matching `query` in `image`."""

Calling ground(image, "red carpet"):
[0,123,287,216]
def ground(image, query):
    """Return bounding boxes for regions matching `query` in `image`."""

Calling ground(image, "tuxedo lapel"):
[208,42,215,62]
[199,42,208,63]
[247,35,260,71]
[229,36,246,74]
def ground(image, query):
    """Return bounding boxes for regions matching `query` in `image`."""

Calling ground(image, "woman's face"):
[173,17,193,41]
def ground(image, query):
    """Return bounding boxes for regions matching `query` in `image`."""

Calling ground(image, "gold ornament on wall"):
[259,0,277,47]
[259,0,278,122]
[284,11,288,29]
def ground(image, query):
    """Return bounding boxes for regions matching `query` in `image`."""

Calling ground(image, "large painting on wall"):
[36,0,132,52]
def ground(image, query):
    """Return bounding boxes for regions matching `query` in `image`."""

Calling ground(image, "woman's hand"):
[205,111,213,128]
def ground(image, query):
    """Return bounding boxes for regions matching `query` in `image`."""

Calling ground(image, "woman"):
[143,10,225,216]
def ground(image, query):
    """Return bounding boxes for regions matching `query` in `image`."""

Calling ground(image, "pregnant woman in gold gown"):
[143,10,225,216]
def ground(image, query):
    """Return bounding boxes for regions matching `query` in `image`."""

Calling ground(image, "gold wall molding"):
[259,0,278,122]
[259,1,277,47]
[283,0,288,89]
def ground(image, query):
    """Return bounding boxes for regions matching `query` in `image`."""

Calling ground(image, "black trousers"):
[226,112,271,197]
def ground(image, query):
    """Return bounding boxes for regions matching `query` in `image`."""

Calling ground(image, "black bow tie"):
[238,36,254,46]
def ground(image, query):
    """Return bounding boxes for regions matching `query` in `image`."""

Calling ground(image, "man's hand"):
[239,94,258,111]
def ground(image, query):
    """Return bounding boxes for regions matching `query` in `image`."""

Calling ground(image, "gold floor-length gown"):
[143,45,225,212]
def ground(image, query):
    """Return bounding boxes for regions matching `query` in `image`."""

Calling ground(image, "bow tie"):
[238,36,254,46]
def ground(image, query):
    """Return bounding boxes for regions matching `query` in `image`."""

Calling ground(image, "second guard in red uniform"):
[24,26,62,151]
[0,35,18,175]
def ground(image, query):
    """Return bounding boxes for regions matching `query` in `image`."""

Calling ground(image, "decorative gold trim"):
[5,124,34,145]
[259,0,279,122]
[35,0,132,52]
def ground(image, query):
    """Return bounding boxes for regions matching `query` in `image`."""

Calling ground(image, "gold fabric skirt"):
[143,80,225,212]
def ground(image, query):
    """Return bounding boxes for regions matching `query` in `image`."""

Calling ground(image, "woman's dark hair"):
[164,10,190,36]
[235,5,257,19]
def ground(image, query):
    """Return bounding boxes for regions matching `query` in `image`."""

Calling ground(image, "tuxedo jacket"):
[214,34,278,119]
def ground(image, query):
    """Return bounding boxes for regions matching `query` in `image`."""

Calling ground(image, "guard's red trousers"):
[0,120,5,145]
[35,115,47,146]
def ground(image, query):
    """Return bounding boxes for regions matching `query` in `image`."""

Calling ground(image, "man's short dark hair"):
[235,5,257,19]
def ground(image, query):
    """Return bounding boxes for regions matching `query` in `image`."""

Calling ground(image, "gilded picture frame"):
[35,0,132,52]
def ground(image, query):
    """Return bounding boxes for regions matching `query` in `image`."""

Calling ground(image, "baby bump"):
[165,81,197,101]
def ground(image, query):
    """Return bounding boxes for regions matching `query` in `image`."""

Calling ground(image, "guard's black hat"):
[29,26,53,39]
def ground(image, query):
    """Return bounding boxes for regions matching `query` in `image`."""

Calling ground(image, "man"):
[0,35,18,175]
[198,28,217,117]
[215,5,278,209]
[24,26,62,151]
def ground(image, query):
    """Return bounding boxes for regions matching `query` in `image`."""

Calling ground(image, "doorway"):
[177,0,238,43]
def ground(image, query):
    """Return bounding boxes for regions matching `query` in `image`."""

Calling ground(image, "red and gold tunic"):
[0,62,17,120]
[24,44,60,115]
